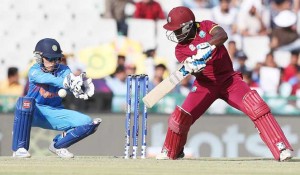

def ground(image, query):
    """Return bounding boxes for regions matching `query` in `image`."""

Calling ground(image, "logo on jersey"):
[189,44,196,51]
[199,30,206,38]
[23,101,31,109]
[191,86,197,92]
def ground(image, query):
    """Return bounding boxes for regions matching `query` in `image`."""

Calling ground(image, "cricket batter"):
[156,6,293,161]
[12,38,101,158]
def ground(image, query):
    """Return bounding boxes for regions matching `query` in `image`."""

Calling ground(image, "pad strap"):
[254,113,293,160]
[168,107,192,134]
[243,90,270,120]
[12,97,35,151]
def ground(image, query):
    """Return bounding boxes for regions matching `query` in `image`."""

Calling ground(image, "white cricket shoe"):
[156,149,185,160]
[156,149,169,160]
[279,149,292,161]
[93,118,102,124]
[13,148,31,158]
[49,142,74,158]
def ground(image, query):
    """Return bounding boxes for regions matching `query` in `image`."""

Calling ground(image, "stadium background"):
[0,0,300,158]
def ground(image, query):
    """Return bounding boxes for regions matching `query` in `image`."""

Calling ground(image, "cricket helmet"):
[163,6,195,43]
[34,38,63,60]
[34,38,63,72]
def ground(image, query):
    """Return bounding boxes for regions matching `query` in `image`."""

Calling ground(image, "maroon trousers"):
[182,73,251,122]
[162,73,292,160]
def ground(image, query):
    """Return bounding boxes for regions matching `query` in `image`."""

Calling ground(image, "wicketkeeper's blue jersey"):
[26,63,71,107]
[25,63,92,131]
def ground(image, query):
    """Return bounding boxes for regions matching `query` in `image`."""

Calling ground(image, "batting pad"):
[12,97,35,151]
[254,113,293,160]
[164,106,193,159]
[243,90,293,160]
[54,119,101,149]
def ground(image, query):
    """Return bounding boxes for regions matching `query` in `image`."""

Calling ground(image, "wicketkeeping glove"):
[77,73,95,100]
[63,72,95,100]
[63,73,84,98]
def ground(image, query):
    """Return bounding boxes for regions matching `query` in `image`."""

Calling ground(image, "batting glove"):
[183,57,206,73]
[196,42,213,62]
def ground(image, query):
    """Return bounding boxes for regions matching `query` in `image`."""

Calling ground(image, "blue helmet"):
[34,38,64,72]
[34,38,63,61]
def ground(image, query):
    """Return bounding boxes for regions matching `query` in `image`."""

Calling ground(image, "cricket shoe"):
[49,142,74,158]
[279,149,292,161]
[156,148,185,160]
[13,148,31,158]
[93,118,102,125]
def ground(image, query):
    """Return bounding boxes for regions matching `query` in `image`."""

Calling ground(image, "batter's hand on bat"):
[183,57,206,73]
[196,42,213,62]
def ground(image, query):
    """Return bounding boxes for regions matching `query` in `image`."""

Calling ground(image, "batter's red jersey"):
[175,20,235,84]
[166,20,292,160]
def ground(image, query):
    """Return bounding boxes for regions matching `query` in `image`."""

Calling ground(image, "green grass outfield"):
[0,156,299,175]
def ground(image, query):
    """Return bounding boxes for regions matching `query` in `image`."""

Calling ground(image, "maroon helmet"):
[163,6,195,43]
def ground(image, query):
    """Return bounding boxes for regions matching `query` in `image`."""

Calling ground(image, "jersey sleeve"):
[175,49,188,63]
[60,65,72,78]
[201,20,219,35]
[28,65,71,88]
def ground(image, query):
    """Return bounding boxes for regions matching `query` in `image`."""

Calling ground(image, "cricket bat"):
[142,45,216,108]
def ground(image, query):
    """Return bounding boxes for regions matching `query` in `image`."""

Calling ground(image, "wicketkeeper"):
[156,6,293,161]
[12,38,101,158]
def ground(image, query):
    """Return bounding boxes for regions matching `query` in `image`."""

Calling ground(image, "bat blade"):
[142,69,186,108]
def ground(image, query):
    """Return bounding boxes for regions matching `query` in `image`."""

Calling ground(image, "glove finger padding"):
[64,73,83,92]
[83,78,95,98]
[72,82,83,94]
[72,91,81,98]
[76,78,95,100]
[63,73,85,99]
[79,72,87,79]
[183,57,206,73]
[78,93,89,100]
[193,59,206,73]
[63,73,73,89]
[75,72,89,97]
[63,72,94,100]
[183,57,196,73]
[196,42,212,61]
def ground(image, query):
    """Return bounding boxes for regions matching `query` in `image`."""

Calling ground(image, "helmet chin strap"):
[42,64,60,73]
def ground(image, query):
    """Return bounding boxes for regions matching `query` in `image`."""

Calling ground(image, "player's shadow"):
[181,157,300,162]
